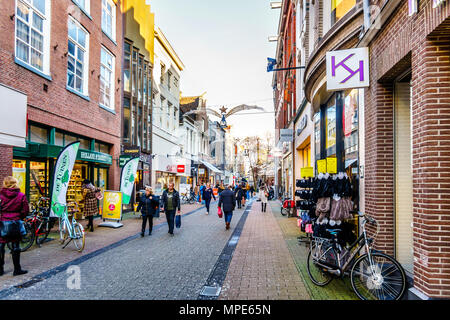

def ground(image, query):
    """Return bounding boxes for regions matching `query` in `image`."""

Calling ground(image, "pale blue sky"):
[147,0,279,138]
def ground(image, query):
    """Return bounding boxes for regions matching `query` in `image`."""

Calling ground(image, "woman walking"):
[137,186,159,237]
[81,179,100,232]
[0,176,29,276]
[218,185,236,230]
[259,185,268,212]
[202,183,216,215]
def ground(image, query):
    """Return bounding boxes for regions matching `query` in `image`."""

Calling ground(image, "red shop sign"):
[177,165,185,173]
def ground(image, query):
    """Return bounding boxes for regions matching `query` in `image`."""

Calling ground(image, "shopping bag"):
[217,206,223,218]
[175,215,181,228]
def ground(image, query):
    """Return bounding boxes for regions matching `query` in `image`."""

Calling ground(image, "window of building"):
[28,125,48,144]
[344,89,359,161]
[331,0,356,25]
[79,137,90,150]
[100,47,115,110]
[326,97,337,155]
[174,77,178,88]
[137,106,142,147]
[138,56,143,102]
[168,71,172,90]
[123,97,131,144]
[160,62,165,84]
[67,17,89,96]
[132,48,138,97]
[73,0,89,14]
[123,42,131,92]
[54,131,64,146]
[64,134,77,146]
[314,112,321,160]
[15,0,50,74]
[101,0,116,41]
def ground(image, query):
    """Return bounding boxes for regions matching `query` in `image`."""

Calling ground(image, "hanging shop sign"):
[120,157,140,205]
[326,157,338,174]
[280,129,294,142]
[300,167,314,178]
[102,191,123,221]
[50,142,80,217]
[326,47,370,91]
[317,159,327,174]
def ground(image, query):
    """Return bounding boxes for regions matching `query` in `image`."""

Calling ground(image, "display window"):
[67,163,89,214]
[326,98,336,152]
[29,161,49,204]
[12,160,27,194]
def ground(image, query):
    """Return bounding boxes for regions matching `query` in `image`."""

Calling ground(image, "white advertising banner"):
[120,157,140,205]
[326,47,370,91]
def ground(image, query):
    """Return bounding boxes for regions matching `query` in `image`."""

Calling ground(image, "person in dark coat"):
[202,183,216,215]
[234,185,245,209]
[81,179,100,232]
[137,186,159,237]
[218,185,236,230]
[0,176,29,276]
[161,182,181,235]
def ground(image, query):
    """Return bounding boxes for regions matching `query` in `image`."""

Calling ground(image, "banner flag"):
[50,142,80,217]
[120,157,140,205]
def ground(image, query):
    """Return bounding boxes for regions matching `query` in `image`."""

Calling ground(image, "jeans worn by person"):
[165,210,176,234]
[224,211,233,224]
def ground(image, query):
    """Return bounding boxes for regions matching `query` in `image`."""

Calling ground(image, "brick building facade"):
[0,0,123,209]
[362,0,450,299]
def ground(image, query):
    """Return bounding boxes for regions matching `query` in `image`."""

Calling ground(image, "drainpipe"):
[363,0,371,31]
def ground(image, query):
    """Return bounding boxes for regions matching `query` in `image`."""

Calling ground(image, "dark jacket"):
[202,187,216,202]
[137,194,159,217]
[234,187,245,200]
[161,189,181,212]
[218,189,236,213]
[0,188,29,243]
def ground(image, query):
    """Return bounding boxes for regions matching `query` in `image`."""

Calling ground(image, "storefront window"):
[29,161,48,204]
[12,160,27,194]
[344,89,359,167]
[331,0,356,25]
[124,42,131,92]
[29,125,48,144]
[54,131,64,146]
[68,163,88,214]
[326,97,336,155]
[123,97,131,144]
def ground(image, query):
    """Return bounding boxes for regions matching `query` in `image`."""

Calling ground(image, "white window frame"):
[101,0,116,42]
[100,46,115,111]
[73,0,90,15]
[14,0,51,75]
[67,16,90,97]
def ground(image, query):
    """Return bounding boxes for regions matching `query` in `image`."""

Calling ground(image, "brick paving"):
[0,201,204,291]
[219,200,311,300]
[0,200,247,300]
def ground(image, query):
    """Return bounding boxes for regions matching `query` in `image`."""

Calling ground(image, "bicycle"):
[58,202,85,252]
[181,192,195,205]
[281,198,296,217]
[7,197,56,252]
[306,212,407,300]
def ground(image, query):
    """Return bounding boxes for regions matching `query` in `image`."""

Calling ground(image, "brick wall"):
[0,0,123,190]
[365,0,450,298]
[0,145,13,187]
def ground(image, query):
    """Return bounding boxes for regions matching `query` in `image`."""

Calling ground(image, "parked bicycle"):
[181,192,195,205]
[58,202,85,252]
[306,212,406,300]
[8,197,56,252]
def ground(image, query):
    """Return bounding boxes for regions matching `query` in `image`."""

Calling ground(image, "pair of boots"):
[0,243,28,276]
[86,216,94,232]
[261,203,267,212]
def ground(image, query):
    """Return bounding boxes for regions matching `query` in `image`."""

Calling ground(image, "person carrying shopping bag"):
[259,184,268,212]
[162,182,181,236]
[218,185,236,230]
[0,176,29,276]
[202,183,216,215]
[137,186,159,237]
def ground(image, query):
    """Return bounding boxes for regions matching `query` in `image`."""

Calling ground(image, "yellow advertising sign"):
[300,167,314,178]
[327,157,338,174]
[12,167,26,194]
[102,191,123,221]
[317,160,327,173]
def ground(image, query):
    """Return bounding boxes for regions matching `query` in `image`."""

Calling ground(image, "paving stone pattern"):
[1,201,246,300]
[219,201,311,300]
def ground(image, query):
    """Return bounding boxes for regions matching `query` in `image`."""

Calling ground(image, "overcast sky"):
[147,0,279,138]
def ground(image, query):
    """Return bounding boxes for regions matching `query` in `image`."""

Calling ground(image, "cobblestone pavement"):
[269,201,358,300]
[0,200,246,300]
[219,200,311,300]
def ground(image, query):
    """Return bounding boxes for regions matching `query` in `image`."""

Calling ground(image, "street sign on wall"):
[326,47,370,91]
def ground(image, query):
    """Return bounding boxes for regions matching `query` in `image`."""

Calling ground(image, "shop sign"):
[317,159,327,173]
[433,0,446,8]
[80,151,112,165]
[300,167,314,178]
[326,157,337,174]
[119,155,132,167]
[122,145,141,157]
[12,165,26,194]
[177,165,185,173]
[166,165,178,173]
[198,168,205,175]
[326,47,370,91]
[102,191,123,221]
[280,129,294,142]
[297,115,308,136]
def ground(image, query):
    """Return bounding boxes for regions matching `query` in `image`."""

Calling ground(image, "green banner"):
[50,142,80,217]
[120,157,140,205]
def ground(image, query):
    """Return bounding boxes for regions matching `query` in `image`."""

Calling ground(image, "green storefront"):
[12,124,113,216]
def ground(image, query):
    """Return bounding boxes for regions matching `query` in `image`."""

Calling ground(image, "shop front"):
[13,141,112,217]
[152,155,190,195]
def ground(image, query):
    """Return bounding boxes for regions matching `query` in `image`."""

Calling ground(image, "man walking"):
[234,184,243,209]
[162,182,181,235]
[218,185,236,230]
[202,182,216,215]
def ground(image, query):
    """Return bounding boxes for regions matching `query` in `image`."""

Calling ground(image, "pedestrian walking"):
[81,179,100,232]
[218,182,225,194]
[202,183,216,215]
[161,182,181,235]
[137,186,159,237]
[259,185,268,212]
[199,183,205,203]
[0,176,29,276]
[234,185,243,209]
[218,185,236,230]
[250,185,255,197]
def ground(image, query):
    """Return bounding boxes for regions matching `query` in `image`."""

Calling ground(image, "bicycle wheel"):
[350,252,406,300]
[306,244,335,286]
[72,223,85,252]
[36,219,51,245]
[280,207,288,216]
[7,222,35,252]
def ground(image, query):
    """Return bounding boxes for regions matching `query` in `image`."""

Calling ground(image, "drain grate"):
[200,286,221,297]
